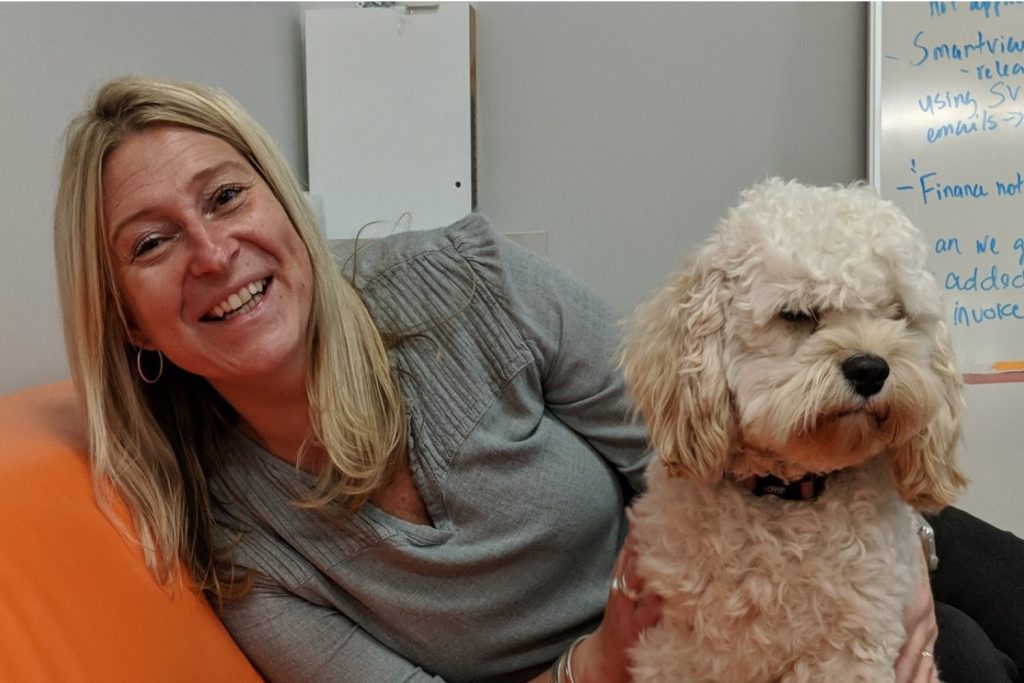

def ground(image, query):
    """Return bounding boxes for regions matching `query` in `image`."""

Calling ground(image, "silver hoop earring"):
[136,348,164,384]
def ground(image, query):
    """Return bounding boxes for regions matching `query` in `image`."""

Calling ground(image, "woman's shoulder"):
[329,213,500,291]
[330,213,526,338]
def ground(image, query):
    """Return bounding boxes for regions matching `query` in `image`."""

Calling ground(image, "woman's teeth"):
[207,278,268,321]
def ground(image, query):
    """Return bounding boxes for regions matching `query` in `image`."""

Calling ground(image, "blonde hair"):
[54,76,405,596]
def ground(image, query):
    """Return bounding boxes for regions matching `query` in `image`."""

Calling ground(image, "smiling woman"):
[53,77,406,589]
[51,76,662,683]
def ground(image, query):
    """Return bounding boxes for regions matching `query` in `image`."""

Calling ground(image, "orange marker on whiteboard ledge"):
[993,361,1024,372]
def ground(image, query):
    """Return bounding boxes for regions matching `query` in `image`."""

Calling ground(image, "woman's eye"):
[132,234,165,259]
[213,185,242,209]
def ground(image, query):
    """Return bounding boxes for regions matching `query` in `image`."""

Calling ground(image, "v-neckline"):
[234,427,451,543]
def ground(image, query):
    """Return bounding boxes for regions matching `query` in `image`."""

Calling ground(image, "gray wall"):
[475,3,867,312]
[3,2,1019,536]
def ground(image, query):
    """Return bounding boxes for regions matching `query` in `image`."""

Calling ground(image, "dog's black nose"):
[841,354,889,397]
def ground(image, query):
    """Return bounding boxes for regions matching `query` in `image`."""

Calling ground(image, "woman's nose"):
[188,223,238,277]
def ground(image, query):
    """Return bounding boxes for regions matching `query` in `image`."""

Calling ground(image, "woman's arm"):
[218,585,446,683]
[894,547,941,683]
[491,232,653,492]
[526,531,662,683]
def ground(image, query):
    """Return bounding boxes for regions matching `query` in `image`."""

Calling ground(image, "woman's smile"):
[202,276,272,322]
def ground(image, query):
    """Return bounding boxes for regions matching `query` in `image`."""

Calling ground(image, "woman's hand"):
[571,531,662,683]
[894,547,941,683]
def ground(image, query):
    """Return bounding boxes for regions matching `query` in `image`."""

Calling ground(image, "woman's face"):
[103,125,314,393]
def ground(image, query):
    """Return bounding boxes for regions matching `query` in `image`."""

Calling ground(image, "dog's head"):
[623,179,966,511]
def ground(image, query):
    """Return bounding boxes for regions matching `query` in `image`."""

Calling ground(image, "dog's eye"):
[779,309,819,325]
[887,302,907,320]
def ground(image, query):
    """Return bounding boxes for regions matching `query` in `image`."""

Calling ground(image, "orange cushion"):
[0,381,261,682]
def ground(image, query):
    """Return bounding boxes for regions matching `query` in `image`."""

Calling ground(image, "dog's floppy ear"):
[890,320,968,512]
[622,254,734,481]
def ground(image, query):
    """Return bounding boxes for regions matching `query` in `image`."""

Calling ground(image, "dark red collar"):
[738,473,828,501]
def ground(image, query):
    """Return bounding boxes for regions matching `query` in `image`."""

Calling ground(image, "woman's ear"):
[622,255,735,481]
[126,325,156,351]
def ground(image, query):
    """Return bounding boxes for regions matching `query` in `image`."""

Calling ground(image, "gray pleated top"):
[209,215,651,682]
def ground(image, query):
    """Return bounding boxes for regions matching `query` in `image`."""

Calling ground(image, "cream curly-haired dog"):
[622,179,967,683]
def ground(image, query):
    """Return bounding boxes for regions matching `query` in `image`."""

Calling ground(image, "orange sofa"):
[0,381,261,682]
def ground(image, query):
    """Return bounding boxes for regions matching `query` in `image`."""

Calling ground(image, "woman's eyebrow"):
[110,160,250,243]
[188,160,250,192]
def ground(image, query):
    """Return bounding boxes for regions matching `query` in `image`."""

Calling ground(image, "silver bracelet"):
[551,635,588,683]
[917,515,939,571]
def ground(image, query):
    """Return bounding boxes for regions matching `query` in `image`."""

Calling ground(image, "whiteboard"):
[870,1,1024,376]
[304,4,474,239]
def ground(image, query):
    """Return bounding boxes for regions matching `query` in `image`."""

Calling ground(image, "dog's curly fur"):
[622,179,967,683]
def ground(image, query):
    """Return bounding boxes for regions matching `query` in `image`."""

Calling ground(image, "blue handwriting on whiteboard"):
[975,59,1024,80]
[907,170,1024,204]
[977,234,1001,253]
[945,263,1024,291]
[917,170,990,204]
[931,1,1024,18]
[934,236,964,254]
[912,30,1024,66]
[952,300,1024,327]
[969,2,1024,19]
[996,171,1024,195]
[926,110,997,142]
[988,80,1023,106]
[919,90,979,116]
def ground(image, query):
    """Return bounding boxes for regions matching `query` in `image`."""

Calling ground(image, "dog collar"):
[738,473,828,501]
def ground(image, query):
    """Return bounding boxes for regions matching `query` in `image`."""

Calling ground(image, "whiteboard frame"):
[868,1,883,189]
